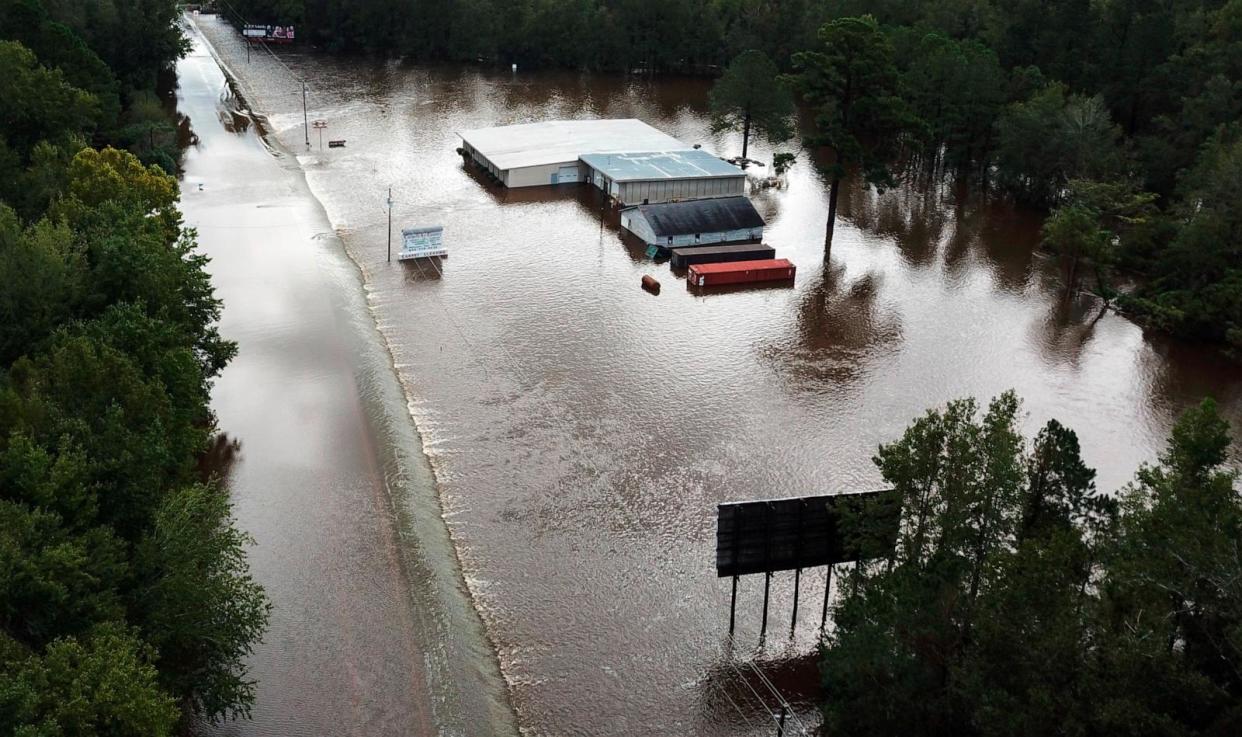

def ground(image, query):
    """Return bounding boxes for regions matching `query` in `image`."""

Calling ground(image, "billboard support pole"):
[790,568,800,636]
[820,566,832,630]
[789,500,805,636]
[760,571,770,639]
[728,575,738,636]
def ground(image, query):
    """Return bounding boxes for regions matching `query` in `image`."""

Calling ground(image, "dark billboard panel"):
[716,490,900,577]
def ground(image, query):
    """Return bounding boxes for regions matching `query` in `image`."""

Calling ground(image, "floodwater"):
[189,12,1242,737]
[178,26,516,737]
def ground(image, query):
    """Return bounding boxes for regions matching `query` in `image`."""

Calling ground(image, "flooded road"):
[179,26,516,737]
[189,12,1242,736]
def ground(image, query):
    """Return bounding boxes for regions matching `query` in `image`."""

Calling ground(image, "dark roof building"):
[620,196,765,247]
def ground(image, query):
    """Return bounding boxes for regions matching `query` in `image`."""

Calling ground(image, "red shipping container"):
[687,258,796,287]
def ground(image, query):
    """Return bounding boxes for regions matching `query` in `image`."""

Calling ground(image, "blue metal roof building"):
[579,150,746,205]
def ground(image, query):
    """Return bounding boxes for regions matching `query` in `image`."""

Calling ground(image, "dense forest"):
[227,0,1242,351]
[0,0,268,734]
[824,394,1242,736]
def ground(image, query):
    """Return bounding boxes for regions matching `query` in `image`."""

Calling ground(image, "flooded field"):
[188,13,1242,736]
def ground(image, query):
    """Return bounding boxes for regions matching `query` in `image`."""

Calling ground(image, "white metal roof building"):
[458,119,688,188]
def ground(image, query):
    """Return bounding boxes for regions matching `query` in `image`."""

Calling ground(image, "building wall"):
[616,175,745,205]
[619,209,658,244]
[464,142,505,182]
[504,161,585,187]
[461,142,587,188]
[619,210,763,246]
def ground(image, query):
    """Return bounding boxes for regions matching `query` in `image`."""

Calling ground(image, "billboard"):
[715,490,901,577]
[242,24,296,43]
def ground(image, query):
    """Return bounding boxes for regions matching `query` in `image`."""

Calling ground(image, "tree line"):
[714,4,1240,353]
[221,0,828,71]
[0,1,269,734]
[824,393,1241,736]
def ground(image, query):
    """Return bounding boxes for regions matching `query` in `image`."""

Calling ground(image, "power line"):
[198,0,311,146]
[741,656,812,736]
[211,0,304,83]
[702,670,765,735]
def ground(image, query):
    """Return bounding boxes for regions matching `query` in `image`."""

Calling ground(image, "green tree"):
[131,484,270,722]
[995,84,1125,205]
[790,16,917,247]
[1124,133,1242,350]
[896,31,1006,173]
[1101,398,1242,732]
[709,49,793,161]
[0,41,99,161]
[1041,202,1110,296]
[0,500,126,648]
[822,392,1113,736]
[0,207,81,364]
[1048,178,1158,302]
[0,624,179,737]
[1,5,266,731]
[823,394,1241,735]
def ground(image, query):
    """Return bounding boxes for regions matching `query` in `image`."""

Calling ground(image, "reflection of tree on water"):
[1136,334,1242,438]
[488,71,711,125]
[197,432,242,483]
[1029,291,1111,370]
[839,172,1042,293]
[758,259,902,392]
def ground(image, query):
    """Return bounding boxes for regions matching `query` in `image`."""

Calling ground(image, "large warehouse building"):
[457,119,745,204]
[458,119,686,188]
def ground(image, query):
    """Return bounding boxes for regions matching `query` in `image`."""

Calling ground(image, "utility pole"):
[302,82,310,148]
[386,187,393,262]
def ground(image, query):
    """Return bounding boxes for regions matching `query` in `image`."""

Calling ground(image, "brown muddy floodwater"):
[180,27,515,737]
[190,12,1241,737]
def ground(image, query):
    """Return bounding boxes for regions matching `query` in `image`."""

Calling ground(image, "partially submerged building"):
[457,119,745,204]
[458,119,685,188]
[620,196,765,248]
[579,150,746,205]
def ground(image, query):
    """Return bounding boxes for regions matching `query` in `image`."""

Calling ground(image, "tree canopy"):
[1,2,268,733]
[822,393,1241,736]
[709,49,793,161]
[790,15,916,245]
